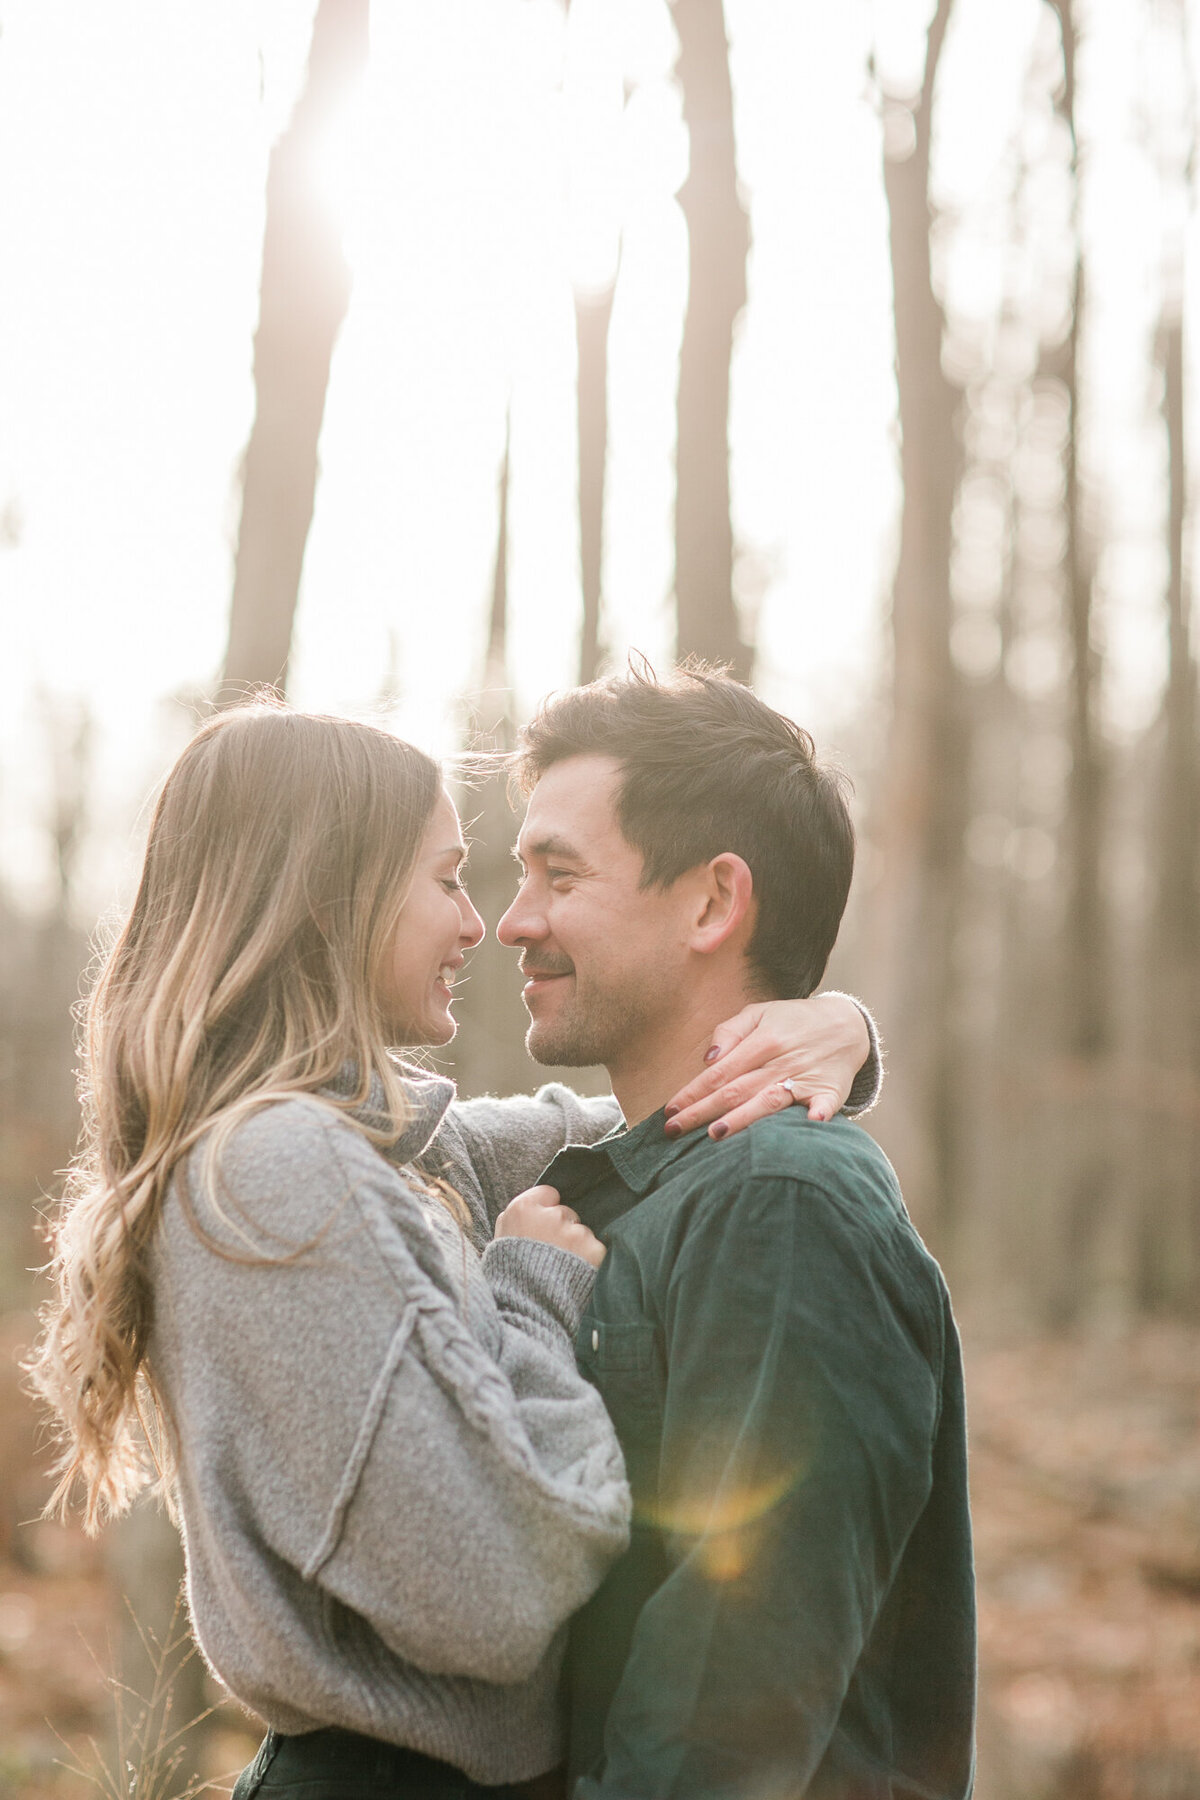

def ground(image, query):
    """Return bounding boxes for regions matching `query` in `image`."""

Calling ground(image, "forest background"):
[1,1,1198,1796]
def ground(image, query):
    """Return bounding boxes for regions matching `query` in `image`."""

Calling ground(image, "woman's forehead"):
[422,788,465,854]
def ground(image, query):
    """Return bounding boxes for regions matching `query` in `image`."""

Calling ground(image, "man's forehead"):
[516,754,624,853]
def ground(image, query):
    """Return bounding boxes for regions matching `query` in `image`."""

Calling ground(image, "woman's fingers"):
[520,1185,562,1208]
[804,1086,842,1125]
[663,994,870,1138]
[673,1066,847,1138]
[664,1023,780,1127]
[664,1036,793,1132]
[562,1222,606,1269]
[703,1079,842,1139]
[494,1185,561,1236]
[698,1002,767,1070]
[704,1079,800,1140]
[493,1186,604,1265]
[666,1061,797,1138]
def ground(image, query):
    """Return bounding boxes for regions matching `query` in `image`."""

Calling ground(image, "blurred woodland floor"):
[0,1314,1193,1799]
[969,1321,1200,1800]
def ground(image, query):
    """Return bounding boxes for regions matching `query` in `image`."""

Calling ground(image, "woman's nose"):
[460,893,486,948]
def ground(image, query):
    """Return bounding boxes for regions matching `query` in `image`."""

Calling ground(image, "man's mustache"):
[519,952,575,979]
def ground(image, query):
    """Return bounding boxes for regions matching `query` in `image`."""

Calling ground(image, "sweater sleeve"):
[448,1086,623,1225]
[823,991,884,1116]
[165,1102,630,1686]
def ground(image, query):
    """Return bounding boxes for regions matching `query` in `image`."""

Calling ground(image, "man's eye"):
[547,868,573,883]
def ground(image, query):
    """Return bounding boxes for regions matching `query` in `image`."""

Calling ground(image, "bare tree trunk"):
[220,0,369,703]
[672,0,751,679]
[1049,0,1108,1060]
[446,420,523,1100]
[865,0,966,1246]
[577,288,614,685]
[1061,275,1106,1061]
[484,412,512,706]
[451,420,608,1102]
[1033,0,1116,1323]
[1137,305,1200,1311]
[1157,327,1196,948]
[1140,0,1200,1308]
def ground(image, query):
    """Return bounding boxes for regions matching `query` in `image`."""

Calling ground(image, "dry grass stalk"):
[53,1594,232,1800]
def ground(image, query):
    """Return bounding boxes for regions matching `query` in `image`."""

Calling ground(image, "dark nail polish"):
[704,1045,721,1064]
[663,1103,679,1120]
[710,1121,729,1139]
[664,1120,682,1138]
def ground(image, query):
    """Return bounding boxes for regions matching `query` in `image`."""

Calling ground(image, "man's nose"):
[497,887,542,947]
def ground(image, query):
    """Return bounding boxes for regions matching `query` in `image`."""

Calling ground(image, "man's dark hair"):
[514,662,854,998]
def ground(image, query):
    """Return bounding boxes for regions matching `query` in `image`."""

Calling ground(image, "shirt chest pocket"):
[577,1316,661,1439]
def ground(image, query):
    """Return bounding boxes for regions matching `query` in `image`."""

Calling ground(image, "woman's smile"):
[377,790,485,1042]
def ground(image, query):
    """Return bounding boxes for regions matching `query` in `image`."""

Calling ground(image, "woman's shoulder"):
[172,1094,400,1257]
[201,1091,381,1178]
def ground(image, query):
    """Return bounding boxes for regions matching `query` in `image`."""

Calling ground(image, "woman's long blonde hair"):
[29,705,443,1532]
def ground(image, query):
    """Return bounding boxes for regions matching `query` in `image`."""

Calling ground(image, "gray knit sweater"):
[150,1071,630,1784]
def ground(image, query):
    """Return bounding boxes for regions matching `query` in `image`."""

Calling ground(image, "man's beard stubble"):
[522,958,669,1070]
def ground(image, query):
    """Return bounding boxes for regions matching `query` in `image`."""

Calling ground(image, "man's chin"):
[525,1019,601,1068]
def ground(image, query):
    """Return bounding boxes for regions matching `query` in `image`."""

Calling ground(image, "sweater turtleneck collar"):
[322,1057,456,1165]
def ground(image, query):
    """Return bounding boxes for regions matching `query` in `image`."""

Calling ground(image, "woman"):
[31,706,875,1800]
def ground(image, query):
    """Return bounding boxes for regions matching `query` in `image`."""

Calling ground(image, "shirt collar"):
[559,1105,711,1200]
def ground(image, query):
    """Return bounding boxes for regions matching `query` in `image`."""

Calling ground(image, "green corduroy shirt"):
[539,1105,976,1800]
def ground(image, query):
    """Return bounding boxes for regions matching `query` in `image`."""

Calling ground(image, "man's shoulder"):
[663,1112,942,1278]
[661,1116,949,1349]
[748,1108,900,1193]
[670,1109,902,1211]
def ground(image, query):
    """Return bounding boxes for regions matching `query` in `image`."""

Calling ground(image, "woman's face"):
[377,789,485,1044]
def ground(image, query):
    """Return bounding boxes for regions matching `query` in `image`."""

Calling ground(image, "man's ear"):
[687,853,755,956]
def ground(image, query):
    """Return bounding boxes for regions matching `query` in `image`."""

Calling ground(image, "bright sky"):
[0,0,1195,914]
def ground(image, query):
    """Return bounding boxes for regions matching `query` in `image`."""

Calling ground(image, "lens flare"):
[636,1463,807,1583]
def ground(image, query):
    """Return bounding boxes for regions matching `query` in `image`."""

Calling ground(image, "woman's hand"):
[494,1184,606,1269]
[664,993,870,1140]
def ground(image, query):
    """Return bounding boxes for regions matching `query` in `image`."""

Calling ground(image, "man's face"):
[496,755,691,1068]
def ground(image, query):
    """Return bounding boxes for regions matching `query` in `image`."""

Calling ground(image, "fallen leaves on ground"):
[0,1319,1196,1797]
[969,1322,1200,1799]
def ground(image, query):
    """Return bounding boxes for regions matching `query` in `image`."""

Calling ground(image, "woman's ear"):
[689,853,756,956]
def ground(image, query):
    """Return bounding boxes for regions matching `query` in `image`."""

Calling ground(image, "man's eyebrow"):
[523,834,586,862]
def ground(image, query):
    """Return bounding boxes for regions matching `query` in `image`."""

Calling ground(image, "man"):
[496,666,975,1800]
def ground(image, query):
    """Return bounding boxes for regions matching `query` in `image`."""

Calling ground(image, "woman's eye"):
[442,875,466,892]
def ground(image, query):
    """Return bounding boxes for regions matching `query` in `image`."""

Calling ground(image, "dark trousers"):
[232,1727,564,1800]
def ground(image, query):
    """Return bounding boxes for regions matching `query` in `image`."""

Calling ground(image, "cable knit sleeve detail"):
[481,1236,597,1345]
[314,1266,629,1683]
[156,1101,630,1689]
